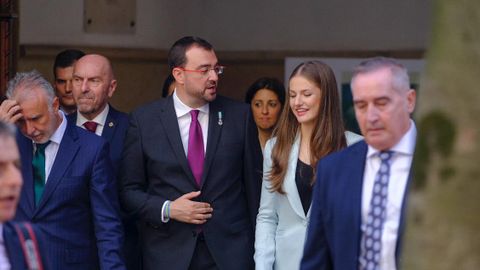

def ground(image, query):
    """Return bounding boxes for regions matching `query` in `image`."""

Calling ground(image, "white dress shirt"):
[360,120,416,270]
[76,104,110,136]
[0,224,11,270]
[172,90,209,154]
[36,111,67,182]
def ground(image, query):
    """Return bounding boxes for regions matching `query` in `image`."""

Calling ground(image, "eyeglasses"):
[176,66,225,76]
[72,77,102,88]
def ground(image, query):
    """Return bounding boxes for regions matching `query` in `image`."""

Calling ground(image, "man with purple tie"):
[120,36,263,270]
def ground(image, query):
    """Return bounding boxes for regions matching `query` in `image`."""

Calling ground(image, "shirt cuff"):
[161,200,171,223]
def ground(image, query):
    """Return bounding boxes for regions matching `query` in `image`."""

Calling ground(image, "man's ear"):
[52,96,60,112]
[172,68,184,85]
[406,89,416,113]
[108,79,117,98]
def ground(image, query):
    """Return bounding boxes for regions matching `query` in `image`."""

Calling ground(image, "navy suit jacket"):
[120,95,263,270]
[67,105,129,174]
[3,222,49,270]
[301,141,410,270]
[14,122,125,270]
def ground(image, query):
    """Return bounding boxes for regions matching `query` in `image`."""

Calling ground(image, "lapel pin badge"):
[218,111,223,126]
[108,122,114,127]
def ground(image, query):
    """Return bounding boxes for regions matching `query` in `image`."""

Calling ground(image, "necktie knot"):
[83,121,98,133]
[190,110,200,121]
[379,150,393,162]
[35,141,51,153]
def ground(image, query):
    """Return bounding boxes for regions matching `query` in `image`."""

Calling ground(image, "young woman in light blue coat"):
[254,61,362,270]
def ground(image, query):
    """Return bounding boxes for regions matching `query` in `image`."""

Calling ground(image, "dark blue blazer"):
[14,122,125,270]
[3,222,49,270]
[120,95,263,270]
[301,141,409,270]
[67,106,139,270]
[67,105,129,174]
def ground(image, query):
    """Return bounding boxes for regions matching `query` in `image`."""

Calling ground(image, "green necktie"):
[33,141,50,206]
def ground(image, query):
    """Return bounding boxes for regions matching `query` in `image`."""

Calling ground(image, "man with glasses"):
[120,36,263,270]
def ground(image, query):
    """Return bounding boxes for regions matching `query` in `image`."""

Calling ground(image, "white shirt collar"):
[367,119,417,158]
[172,90,209,118]
[76,104,110,127]
[49,111,67,145]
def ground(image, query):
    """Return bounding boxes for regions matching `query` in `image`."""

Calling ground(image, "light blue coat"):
[254,131,363,270]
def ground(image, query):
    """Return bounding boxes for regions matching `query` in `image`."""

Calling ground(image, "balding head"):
[72,54,117,120]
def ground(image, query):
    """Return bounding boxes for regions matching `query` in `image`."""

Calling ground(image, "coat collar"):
[282,134,309,219]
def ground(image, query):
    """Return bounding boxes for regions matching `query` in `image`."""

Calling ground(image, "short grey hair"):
[351,57,410,93]
[6,70,56,107]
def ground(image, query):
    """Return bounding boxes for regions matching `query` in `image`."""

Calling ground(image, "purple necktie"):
[187,110,204,186]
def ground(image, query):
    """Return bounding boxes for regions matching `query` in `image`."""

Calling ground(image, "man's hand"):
[0,99,22,124]
[170,191,213,224]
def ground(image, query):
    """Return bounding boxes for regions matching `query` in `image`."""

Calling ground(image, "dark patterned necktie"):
[359,151,394,270]
[33,141,51,206]
[187,110,204,186]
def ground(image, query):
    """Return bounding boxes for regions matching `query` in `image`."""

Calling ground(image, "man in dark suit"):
[7,70,125,270]
[0,120,48,270]
[69,54,129,171]
[120,36,263,270]
[69,54,137,269]
[301,57,417,270]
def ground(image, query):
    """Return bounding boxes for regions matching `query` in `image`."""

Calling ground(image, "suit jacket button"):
[192,231,197,237]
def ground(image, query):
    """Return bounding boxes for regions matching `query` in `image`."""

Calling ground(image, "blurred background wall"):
[17,0,431,112]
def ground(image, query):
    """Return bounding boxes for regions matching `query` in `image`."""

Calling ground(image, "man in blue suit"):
[120,36,263,270]
[301,57,417,270]
[69,54,137,269]
[69,54,129,171]
[7,70,125,270]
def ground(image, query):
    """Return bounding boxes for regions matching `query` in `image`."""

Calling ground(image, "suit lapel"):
[201,100,223,189]
[283,135,307,219]
[17,134,35,217]
[101,105,117,142]
[34,125,80,215]
[159,97,198,186]
[395,144,417,267]
[347,142,368,260]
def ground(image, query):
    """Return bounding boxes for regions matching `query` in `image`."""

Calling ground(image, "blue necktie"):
[360,151,394,270]
[33,141,51,206]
